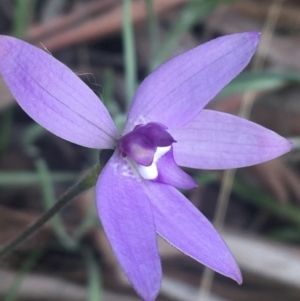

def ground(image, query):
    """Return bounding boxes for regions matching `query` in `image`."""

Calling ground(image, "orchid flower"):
[0,32,291,301]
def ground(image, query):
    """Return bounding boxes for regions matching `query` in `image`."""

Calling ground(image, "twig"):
[28,0,190,52]
[197,1,285,300]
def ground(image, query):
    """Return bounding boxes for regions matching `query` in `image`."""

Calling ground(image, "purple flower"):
[0,33,291,300]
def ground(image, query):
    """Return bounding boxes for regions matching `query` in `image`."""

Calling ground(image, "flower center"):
[118,122,176,179]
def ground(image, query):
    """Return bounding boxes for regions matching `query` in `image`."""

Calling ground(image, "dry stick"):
[232,0,300,29]
[30,0,189,52]
[28,0,119,41]
[0,164,102,260]
[196,1,285,300]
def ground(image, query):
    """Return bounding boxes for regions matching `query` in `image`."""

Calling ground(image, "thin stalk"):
[0,164,102,260]
[36,157,77,249]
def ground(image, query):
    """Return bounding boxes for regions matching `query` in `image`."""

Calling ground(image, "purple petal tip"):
[278,138,293,156]
[239,31,260,48]
[237,277,243,285]
[233,268,243,285]
[250,31,261,38]
[224,259,242,285]
[287,140,293,151]
[246,31,261,45]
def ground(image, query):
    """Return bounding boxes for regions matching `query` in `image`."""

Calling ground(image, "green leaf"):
[233,179,300,226]
[83,248,103,301]
[0,171,77,186]
[145,0,159,71]
[4,249,44,301]
[122,0,137,108]
[267,227,300,242]
[0,108,13,158]
[153,0,237,68]
[221,71,300,96]
[12,0,36,38]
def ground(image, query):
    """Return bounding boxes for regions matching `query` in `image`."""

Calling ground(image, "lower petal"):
[171,109,292,169]
[96,152,161,301]
[143,181,242,283]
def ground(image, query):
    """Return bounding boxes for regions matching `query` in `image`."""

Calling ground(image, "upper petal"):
[143,181,241,283]
[96,152,161,301]
[171,109,292,169]
[125,32,259,133]
[0,35,119,149]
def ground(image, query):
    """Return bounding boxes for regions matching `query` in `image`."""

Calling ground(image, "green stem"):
[36,157,77,249]
[122,0,137,108]
[0,164,102,260]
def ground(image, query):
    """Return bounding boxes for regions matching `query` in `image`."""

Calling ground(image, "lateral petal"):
[125,32,259,133]
[171,110,292,169]
[144,181,242,283]
[154,147,197,190]
[0,35,119,148]
[96,152,161,301]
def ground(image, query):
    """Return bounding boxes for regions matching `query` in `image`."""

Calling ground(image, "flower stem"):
[0,164,103,260]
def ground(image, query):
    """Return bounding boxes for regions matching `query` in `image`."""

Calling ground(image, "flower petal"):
[154,147,197,190]
[171,110,292,169]
[144,181,242,283]
[125,32,259,132]
[96,152,161,301]
[0,35,119,148]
